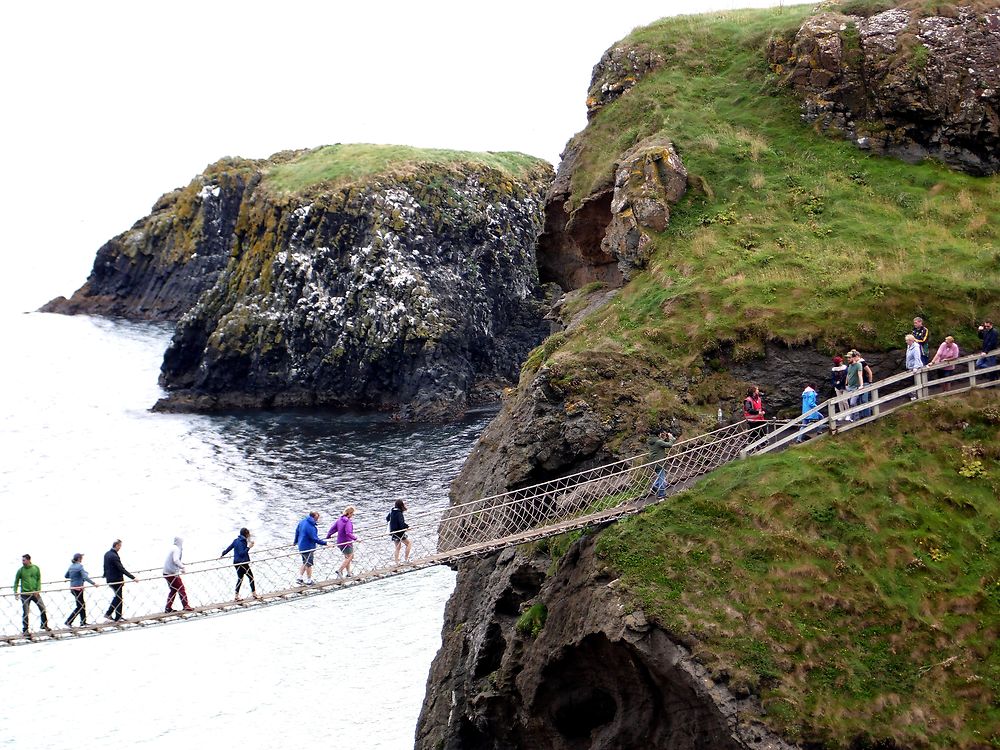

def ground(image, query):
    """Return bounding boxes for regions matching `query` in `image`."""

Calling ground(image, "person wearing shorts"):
[328,506,357,578]
[386,499,413,564]
[293,511,326,586]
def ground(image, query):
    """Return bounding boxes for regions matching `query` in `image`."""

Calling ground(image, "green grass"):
[261,143,547,194]
[545,4,1000,374]
[596,392,1000,748]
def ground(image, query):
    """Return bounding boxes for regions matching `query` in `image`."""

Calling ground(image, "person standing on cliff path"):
[912,317,930,365]
[14,554,50,634]
[930,336,960,392]
[328,506,358,578]
[976,319,997,380]
[387,499,413,565]
[162,537,191,613]
[294,511,326,586]
[646,430,676,499]
[221,527,259,601]
[103,540,135,622]
[65,552,99,627]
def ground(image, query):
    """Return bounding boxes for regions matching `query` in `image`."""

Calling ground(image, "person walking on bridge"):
[65,553,99,627]
[103,540,135,622]
[976,319,997,380]
[163,537,191,613]
[14,554,49,634]
[328,506,357,578]
[646,430,676,499]
[221,527,259,601]
[912,317,930,365]
[294,511,326,586]
[387,500,413,564]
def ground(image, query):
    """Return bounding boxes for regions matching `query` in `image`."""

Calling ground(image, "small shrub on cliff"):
[515,603,548,638]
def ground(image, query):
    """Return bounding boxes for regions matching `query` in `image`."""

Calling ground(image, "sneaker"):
[182,606,193,612]
[165,608,175,614]
[43,624,52,631]
[305,579,315,586]
[345,571,353,578]
[235,594,243,602]
[80,620,87,626]
[65,619,73,627]
[335,571,343,579]
[295,578,304,585]
[253,593,261,600]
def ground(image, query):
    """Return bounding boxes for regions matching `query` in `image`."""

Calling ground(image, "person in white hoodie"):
[163,537,191,613]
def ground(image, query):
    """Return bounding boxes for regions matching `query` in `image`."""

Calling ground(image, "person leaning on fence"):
[221,527,259,601]
[905,334,923,401]
[163,537,191,613]
[930,336,960,392]
[103,540,135,622]
[387,500,413,564]
[328,506,358,579]
[65,553,99,627]
[977,319,998,380]
[294,511,326,586]
[743,387,766,421]
[14,554,49,634]
[646,429,676,499]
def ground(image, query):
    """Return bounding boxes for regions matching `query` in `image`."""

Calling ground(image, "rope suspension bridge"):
[3,350,996,647]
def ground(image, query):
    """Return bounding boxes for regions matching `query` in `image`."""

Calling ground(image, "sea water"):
[0,311,488,749]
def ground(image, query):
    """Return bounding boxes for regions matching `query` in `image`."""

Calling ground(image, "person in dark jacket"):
[977,319,998,381]
[646,430,676,498]
[293,511,326,586]
[221,528,259,600]
[912,317,930,365]
[102,540,135,622]
[386,500,413,564]
[65,552,99,627]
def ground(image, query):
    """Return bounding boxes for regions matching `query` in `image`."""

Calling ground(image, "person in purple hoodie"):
[327,506,357,578]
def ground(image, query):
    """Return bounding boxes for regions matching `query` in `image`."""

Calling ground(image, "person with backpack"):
[386,500,413,564]
[65,552,99,627]
[327,506,358,578]
[221,527,259,601]
[645,429,676,498]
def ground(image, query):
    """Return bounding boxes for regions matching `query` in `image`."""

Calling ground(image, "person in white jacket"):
[163,537,191,613]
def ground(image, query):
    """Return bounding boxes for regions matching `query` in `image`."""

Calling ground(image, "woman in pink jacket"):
[930,336,960,392]
[327,506,357,578]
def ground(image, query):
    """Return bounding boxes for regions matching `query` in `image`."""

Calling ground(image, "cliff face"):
[416,539,796,750]
[44,146,554,419]
[42,158,261,319]
[768,6,1000,175]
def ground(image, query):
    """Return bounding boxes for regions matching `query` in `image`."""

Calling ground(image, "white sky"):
[0,0,796,314]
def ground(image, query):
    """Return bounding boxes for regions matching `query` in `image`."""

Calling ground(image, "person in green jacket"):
[646,430,676,498]
[14,554,50,634]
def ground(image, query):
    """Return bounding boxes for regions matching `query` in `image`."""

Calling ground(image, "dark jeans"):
[105,582,125,620]
[164,574,190,611]
[67,587,87,625]
[235,563,256,594]
[21,593,49,632]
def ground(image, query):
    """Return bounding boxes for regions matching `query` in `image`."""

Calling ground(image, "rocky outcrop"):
[768,7,1000,174]
[154,157,553,419]
[41,158,262,319]
[586,43,666,119]
[536,136,687,291]
[416,537,798,750]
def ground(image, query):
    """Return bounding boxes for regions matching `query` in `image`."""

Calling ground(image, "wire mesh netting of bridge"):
[1,420,770,647]
[4,348,995,647]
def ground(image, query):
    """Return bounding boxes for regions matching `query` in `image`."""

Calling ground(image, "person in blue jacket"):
[221,528,259,600]
[293,511,326,586]
[65,553,99,626]
[796,384,823,442]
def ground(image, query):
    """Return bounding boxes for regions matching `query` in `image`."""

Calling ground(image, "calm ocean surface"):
[0,311,491,749]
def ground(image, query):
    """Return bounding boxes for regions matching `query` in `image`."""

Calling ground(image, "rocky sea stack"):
[45,146,554,419]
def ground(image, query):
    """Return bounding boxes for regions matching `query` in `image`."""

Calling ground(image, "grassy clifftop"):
[260,144,547,195]
[543,2,999,379]
[598,392,1000,747]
